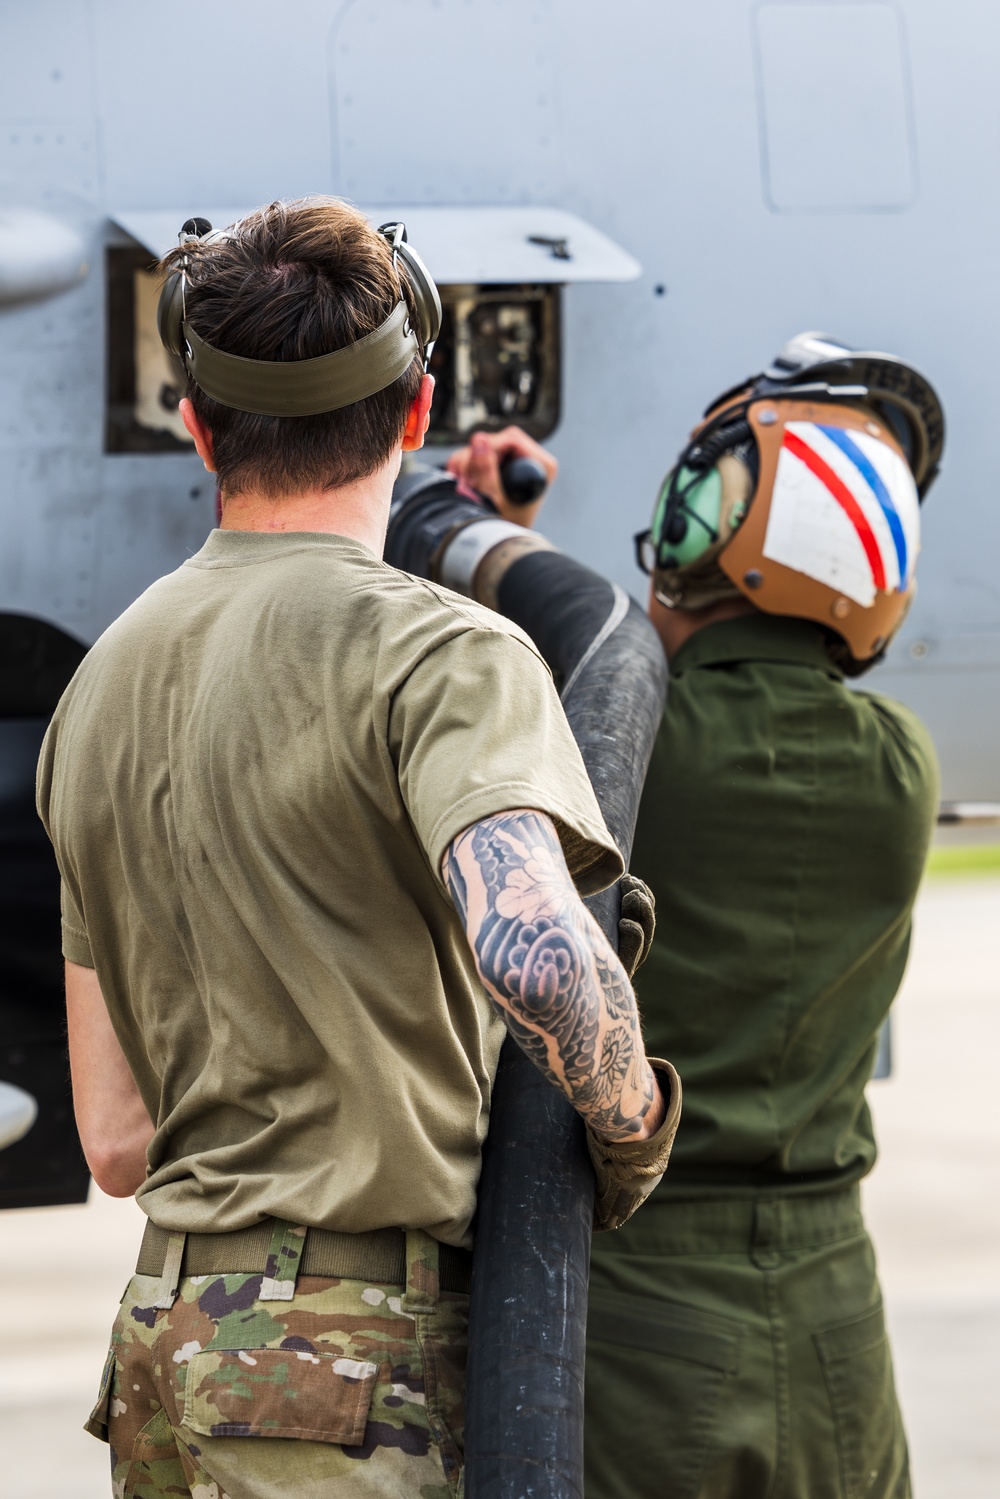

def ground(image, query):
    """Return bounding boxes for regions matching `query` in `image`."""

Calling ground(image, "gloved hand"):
[617,873,656,978]
[587,1060,682,1231]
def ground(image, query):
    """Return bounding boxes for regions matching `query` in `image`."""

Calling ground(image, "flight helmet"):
[635,333,946,672]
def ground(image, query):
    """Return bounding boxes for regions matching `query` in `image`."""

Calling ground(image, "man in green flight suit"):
[581,334,945,1499]
[451,332,947,1499]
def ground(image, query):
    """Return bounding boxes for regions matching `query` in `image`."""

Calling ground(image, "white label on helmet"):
[763,421,920,606]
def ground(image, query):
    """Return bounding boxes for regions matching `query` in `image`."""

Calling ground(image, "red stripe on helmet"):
[782,429,887,592]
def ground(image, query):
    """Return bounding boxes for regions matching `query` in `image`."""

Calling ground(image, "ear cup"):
[156,269,187,358]
[662,466,724,567]
[377,223,442,350]
[394,239,442,349]
[156,222,226,361]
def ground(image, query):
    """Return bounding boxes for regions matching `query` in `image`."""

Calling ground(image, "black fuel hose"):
[385,469,668,1499]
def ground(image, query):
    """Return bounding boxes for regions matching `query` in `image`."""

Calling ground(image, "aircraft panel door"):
[754,2,917,212]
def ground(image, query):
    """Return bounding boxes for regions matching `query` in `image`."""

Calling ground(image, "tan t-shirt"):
[37,530,622,1247]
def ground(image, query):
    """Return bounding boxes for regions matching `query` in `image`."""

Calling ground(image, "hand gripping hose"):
[385,468,668,1499]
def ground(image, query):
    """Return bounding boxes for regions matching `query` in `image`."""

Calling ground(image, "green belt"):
[593,1185,865,1256]
[137,1218,472,1294]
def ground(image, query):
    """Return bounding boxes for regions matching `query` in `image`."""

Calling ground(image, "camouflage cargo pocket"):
[84,1350,116,1442]
[183,1348,379,1445]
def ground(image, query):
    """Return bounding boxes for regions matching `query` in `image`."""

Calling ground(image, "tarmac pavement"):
[863,873,1000,1499]
[0,871,997,1498]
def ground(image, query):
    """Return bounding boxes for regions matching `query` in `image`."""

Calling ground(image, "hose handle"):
[499,454,549,507]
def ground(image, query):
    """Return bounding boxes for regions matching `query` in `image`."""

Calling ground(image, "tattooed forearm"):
[444,809,659,1141]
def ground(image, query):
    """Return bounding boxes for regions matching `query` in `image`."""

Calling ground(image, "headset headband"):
[182,303,418,417]
[157,215,442,417]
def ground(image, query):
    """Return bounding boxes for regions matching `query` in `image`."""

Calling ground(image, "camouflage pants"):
[86,1226,466,1498]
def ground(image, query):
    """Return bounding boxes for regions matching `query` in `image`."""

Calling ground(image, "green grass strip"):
[927,843,1000,877]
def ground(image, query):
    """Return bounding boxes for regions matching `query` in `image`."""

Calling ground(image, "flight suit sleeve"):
[388,624,624,895]
[864,693,940,807]
[860,689,940,879]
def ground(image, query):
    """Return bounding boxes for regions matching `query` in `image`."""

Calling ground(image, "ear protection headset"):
[156,215,442,417]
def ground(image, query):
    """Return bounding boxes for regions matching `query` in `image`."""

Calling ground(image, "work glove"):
[587,1060,682,1232]
[617,873,656,978]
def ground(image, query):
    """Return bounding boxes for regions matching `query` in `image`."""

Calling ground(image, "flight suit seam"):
[764,1265,789,1499]
[761,691,820,1158]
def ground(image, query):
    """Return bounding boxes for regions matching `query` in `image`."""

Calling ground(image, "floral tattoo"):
[444,810,655,1140]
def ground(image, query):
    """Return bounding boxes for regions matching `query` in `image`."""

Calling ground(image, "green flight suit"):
[585,613,938,1499]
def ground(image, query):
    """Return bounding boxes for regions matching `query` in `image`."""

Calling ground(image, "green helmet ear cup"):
[653,466,724,567]
[674,467,724,565]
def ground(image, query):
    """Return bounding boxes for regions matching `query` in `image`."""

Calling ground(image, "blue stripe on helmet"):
[816,425,908,589]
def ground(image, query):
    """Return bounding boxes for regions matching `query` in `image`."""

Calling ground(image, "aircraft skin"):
[1,0,997,792]
[0,0,996,1199]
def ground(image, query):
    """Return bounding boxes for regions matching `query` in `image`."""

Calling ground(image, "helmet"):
[635,333,946,673]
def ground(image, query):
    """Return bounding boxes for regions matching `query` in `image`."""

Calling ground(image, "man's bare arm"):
[443,809,665,1142]
[65,960,154,1197]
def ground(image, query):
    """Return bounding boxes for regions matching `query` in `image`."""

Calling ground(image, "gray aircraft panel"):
[0,0,997,796]
[113,205,642,283]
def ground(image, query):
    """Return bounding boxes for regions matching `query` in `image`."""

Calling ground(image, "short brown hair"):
[159,198,424,498]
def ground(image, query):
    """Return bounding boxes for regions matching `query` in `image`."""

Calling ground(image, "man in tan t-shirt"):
[37,198,679,1499]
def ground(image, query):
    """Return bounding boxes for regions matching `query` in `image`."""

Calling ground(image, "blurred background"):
[1,2,998,1494]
